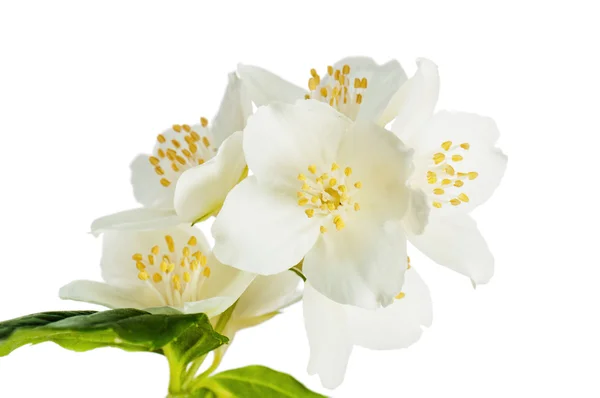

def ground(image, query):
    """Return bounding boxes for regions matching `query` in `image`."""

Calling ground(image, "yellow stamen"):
[452,155,463,162]
[458,193,470,202]
[165,235,175,253]
[468,172,479,180]
[157,134,166,143]
[149,156,160,166]
[450,198,461,206]
[188,236,197,246]
[441,141,452,151]
[354,203,360,211]
[427,171,437,184]
[432,201,442,208]
[305,209,314,218]
[433,188,445,195]
[138,271,150,281]
[132,253,143,261]
[460,143,470,150]
[203,267,211,277]
[433,153,445,164]
[320,226,327,233]
[395,292,405,300]
[160,178,171,187]
[200,117,208,127]
[354,181,362,189]
[454,180,464,187]
[152,273,162,283]
[308,164,317,174]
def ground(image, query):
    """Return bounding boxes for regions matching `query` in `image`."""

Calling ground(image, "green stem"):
[189,350,224,391]
[182,354,207,389]
[289,267,306,282]
[163,345,184,394]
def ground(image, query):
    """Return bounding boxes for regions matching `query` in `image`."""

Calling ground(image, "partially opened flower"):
[91,73,252,234]
[392,58,507,284]
[212,99,423,309]
[238,56,408,125]
[60,226,255,317]
[303,263,432,389]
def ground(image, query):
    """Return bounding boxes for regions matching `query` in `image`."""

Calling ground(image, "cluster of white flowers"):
[60,57,506,389]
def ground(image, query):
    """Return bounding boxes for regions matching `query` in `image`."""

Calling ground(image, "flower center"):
[297,162,362,233]
[133,234,210,307]
[427,141,479,208]
[304,64,368,120]
[148,117,216,188]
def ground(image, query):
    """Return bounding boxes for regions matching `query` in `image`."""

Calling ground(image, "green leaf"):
[194,365,327,398]
[0,309,227,357]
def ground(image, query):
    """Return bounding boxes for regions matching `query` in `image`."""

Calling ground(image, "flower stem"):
[163,345,184,394]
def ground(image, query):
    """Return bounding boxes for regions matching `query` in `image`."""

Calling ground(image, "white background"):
[0,1,598,397]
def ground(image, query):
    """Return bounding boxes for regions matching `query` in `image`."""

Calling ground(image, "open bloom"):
[212,99,423,309]
[392,59,507,285]
[60,226,254,317]
[91,73,252,234]
[304,262,431,389]
[238,56,408,125]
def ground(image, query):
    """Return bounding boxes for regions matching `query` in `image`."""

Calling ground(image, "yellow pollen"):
[305,209,314,218]
[452,155,463,162]
[310,68,317,77]
[445,165,456,176]
[308,77,318,91]
[450,198,461,206]
[154,166,164,175]
[354,78,361,88]
[138,271,150,281]
[433,188,445,195]
[320,87,328,97]
[298,197,309,206]
[157,149,165,158]
[320,226,327,233]
[297,192,304,198]
[132,253,143,261]
[136,261,146,271]
[183,246,190,257]
[360,78,368,88]
[356,94,363,104]
[157,134,166,143]
[305,94,310,100]
[339,185,347,192]
[189,260,199,271]
[308,164,317,174]
[311,196,320,204]
[183,272,191,283]
[460,143,470,150]
[331,162,340,171]
[433,153,445,164]
[345,167,352,176]
[342,64,350,74]
[171,163,179,172]
[329,178,337,187]
[354,203,360,211]
[203,267,211,277]
[200,117,208,127]
[176,155,186,165]
[327,65,333,75]
[202,137,210,148]
[468,172,479,180]
[160,261,169,273]
[302,182,310,190]
[151,245,160,255]
[427,171,437,184]
[354,181,362,189]
[149,156,160,166]
[458,193,470,202]
[188,236,197,246]
[189,142,198,154]
[441,141,452,151]
[327,202,335,211]
[454,180,464,187]
[148,255,154,265]
[172,124,182,133]
[441,178,451,186]
[182,124,191,132]
[395,292,406,300]
[165,235,175,253]
[432,201,442,208]
[171,139,181,148]
[190,130,201,141]
[152,273,162,283]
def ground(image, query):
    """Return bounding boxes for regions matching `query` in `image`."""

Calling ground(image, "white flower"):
[392,59,508,285]
[59,226,254,317]
[303,264,432,389]
[91,73,252,234]
[238,56,408,125]
[212,99,421,309]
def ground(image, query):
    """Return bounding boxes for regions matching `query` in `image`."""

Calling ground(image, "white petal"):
[90,208,181,236]
[174,131,246,223]
[410,111,507,213]
[100,225,210,287]
[213,176,321,275]
[409,213,494,284]
[130,154,172,208]
[243,100,350,190]
[183,296,240,318]
[356,60,408,126]
[391,58,440,142]
[303,282,353,389]
[210,73,253,148]
[348,267,432,350]
[59,280,155,309]
[237,64,306,107]
[303,218,407,309]
[195,255,256,304]
[233,271,301,320]
[336,119,412,219]
[402,188,430,235]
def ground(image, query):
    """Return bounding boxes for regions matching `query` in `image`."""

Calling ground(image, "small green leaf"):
[0,309,227,357]
[195,365,327,398]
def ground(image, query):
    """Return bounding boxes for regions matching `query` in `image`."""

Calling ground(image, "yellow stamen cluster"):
[428,141,478,208]
[304,64,368,120]
[148,118,215,188]
[297,162,362,232]
[134,235,210,306]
